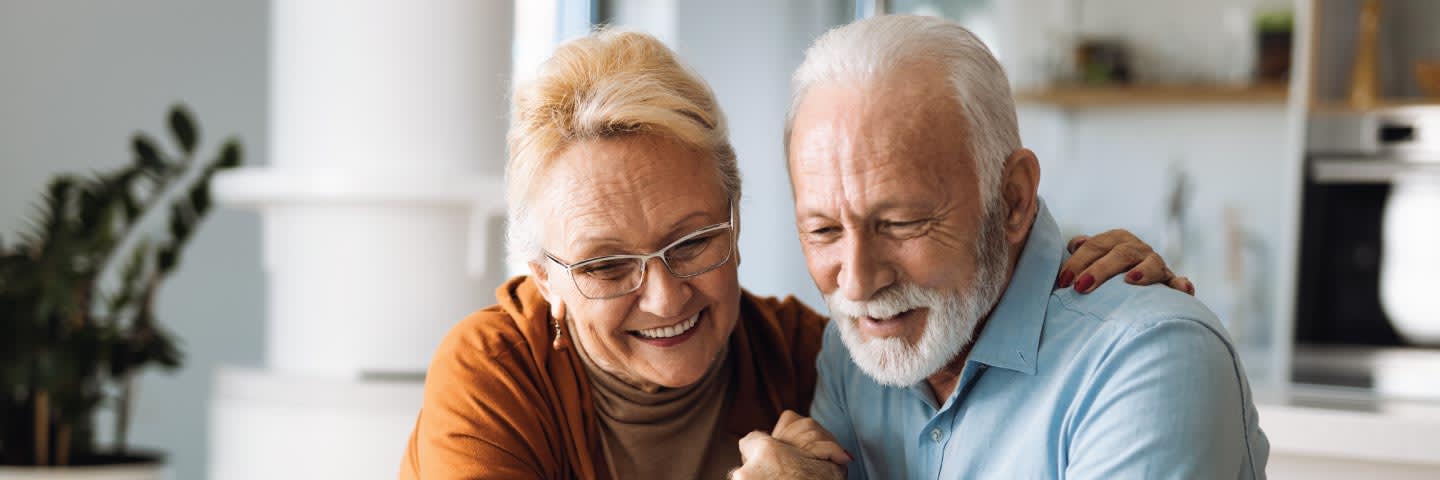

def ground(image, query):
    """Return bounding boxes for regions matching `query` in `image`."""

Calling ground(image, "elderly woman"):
[400,30,1186,479]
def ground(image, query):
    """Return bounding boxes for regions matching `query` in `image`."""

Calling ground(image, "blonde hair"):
[505,28,740,268]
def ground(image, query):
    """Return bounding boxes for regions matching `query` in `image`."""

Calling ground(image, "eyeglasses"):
[544,206,735,300]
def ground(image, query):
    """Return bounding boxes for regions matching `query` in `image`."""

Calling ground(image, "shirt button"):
[930,428,943,443]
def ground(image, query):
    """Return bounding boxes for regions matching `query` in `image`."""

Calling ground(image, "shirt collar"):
[963,199,1062,376]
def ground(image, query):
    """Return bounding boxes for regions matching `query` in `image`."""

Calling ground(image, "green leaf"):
[120,187,141,223]
[1256,10,1293,33]
[168,203,194,243]
[132,134,166,172]
[156,244,178,274]
[77,186,105,230]
[104,242,148,317]
[36,176,76,241]
[215,139,242,169]
[193,182,213,216]
[168,105,199,155]
[146,327,184,370]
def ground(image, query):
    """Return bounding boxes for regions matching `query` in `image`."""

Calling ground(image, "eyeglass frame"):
[543,204,736,300]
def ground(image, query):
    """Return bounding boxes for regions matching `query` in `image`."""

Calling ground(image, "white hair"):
[787,14,1020,208]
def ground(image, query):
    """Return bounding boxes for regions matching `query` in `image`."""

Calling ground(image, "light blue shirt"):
[811,202,1269,479]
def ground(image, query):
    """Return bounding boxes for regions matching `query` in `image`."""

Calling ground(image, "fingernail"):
[1186,282,1196,295]
[1126,270,1142,283]
[1074,274,1095,293]
[1056,270,1075,288]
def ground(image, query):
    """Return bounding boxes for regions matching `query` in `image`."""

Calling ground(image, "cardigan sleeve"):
[400,318,565,479]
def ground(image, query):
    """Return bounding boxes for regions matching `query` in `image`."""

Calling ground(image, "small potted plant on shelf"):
[0,105,242,478]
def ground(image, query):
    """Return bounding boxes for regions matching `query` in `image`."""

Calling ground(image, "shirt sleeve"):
[1063,317,1264,479]
[810,322,868,480]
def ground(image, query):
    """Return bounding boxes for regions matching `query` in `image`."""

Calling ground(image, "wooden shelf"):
[1015,84,1290,108]
[1310,99,1440,114]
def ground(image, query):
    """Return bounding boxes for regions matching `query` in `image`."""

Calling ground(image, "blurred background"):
[3,0,1440,478]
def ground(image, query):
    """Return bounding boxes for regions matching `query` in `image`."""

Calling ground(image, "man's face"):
[787,65,1012,386]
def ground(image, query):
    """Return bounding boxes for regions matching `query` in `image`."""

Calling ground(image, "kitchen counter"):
[1261,345,1440,479]
[1261,394,1440,478]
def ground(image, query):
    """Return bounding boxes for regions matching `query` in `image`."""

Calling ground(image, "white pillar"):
[209,1,513,477]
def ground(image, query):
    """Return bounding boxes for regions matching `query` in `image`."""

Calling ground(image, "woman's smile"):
[628,308,706,347]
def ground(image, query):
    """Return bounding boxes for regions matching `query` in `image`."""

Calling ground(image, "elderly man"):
[733,15,1269,480]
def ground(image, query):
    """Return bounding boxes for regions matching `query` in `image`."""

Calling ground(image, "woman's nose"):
[636,257,691,318]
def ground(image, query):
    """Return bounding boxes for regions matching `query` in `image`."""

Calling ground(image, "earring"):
[549,300,571,351]
[552,318,571,351]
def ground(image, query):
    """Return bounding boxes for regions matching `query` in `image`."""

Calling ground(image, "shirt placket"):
[932,363,990,479]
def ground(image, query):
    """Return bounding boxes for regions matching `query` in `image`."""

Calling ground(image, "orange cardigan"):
[399,276,828,479]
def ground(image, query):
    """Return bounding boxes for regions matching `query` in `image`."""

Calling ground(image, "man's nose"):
[836,233,894,302]
[637,257,691,318]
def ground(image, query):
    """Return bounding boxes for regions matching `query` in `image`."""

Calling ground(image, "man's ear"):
[999,148,1041,244]
[528,260,566,319]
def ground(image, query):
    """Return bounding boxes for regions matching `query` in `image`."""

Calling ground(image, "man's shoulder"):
[1040,283,1267,479]
[1046,281,1234,352]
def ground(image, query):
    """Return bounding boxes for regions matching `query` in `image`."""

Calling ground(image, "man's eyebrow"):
[796,207,835,223]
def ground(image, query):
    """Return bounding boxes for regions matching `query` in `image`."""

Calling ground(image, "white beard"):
[824,207,1011,387]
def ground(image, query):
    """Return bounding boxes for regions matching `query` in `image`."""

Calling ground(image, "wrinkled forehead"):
[787,73,975,207]
[538,135,730,256]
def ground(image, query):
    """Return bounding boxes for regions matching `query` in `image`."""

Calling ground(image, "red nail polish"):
[1074,238,1087,249]
[1074,274,1095,293]
[1186,282,1196,295]
[1057,270,1075,288]
[1126,270,1142,282]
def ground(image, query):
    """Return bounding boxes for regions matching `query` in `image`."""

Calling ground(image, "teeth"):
[635,312,700,339]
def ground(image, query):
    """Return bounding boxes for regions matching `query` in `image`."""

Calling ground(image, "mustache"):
[825,283,944,319]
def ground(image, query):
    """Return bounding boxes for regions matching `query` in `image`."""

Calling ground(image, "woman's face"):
[532,135,741,389]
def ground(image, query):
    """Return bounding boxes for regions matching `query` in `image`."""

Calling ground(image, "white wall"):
[0,2,267,478]
[672,0,846,310]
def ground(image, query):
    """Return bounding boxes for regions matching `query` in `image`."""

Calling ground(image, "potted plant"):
[0,105,242,478]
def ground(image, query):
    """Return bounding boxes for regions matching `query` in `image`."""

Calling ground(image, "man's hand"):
[730,410,849,480]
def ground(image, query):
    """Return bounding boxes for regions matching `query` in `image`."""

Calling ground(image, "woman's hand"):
[1056,229,1194,295]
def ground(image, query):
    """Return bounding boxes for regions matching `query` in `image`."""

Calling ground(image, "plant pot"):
[0,454,165,480]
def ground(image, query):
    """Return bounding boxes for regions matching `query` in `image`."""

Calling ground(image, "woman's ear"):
[528,260,565,319]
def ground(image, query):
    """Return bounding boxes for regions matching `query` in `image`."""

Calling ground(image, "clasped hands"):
[730,410,850,480]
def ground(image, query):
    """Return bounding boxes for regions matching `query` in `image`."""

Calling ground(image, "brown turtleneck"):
[574,327,739,479]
